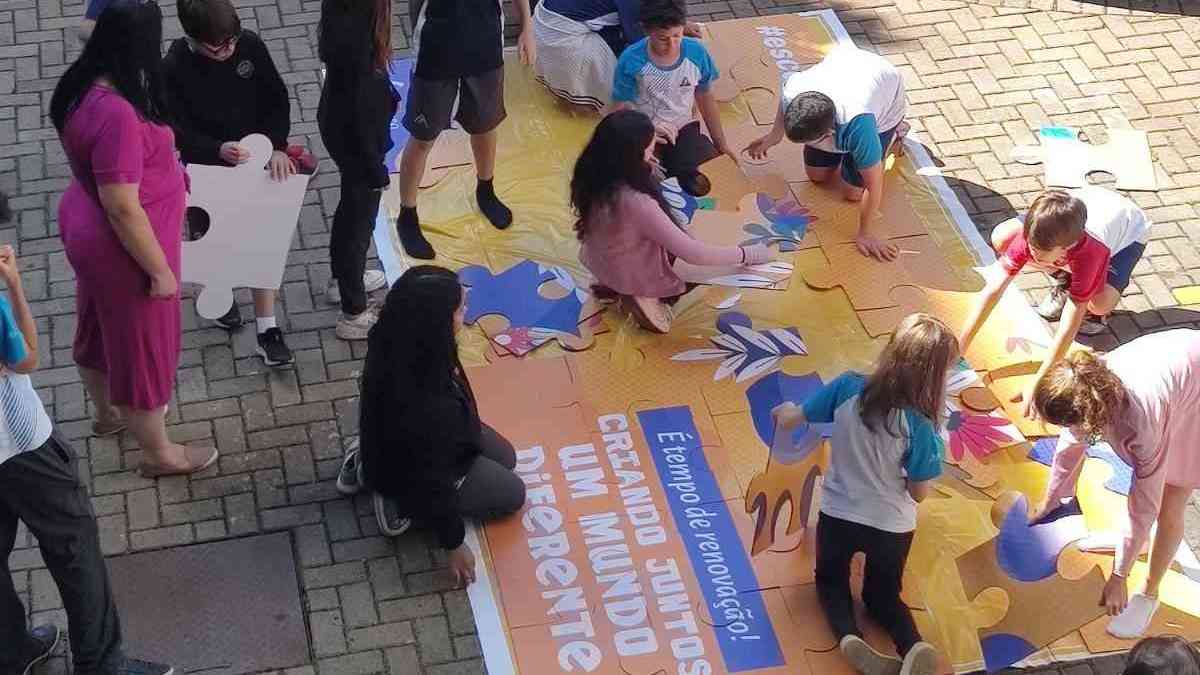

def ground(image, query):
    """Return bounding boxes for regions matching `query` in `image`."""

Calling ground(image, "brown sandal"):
[139,446,219,478]
[92,418,126,437]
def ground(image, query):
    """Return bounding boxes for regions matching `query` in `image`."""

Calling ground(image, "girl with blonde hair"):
[1033,329,1200,639]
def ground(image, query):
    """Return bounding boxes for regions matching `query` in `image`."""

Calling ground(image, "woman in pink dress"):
[50,0,217,477]
[1032,329,1200,638]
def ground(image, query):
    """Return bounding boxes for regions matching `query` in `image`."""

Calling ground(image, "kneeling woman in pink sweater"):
[572,109,771,333]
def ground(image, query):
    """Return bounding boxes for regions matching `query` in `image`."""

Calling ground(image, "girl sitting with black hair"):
[336,265,526,586]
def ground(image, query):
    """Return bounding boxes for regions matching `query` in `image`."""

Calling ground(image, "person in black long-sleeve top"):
[163,0,297,366]
[317,0,397,341]
[336,265,526,586]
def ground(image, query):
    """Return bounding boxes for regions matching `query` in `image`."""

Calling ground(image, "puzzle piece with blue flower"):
[459,260,606,357]
[956,491,1108,673]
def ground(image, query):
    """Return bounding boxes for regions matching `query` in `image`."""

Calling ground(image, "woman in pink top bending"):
[572,110,771,333]
[1032,329,1200,638]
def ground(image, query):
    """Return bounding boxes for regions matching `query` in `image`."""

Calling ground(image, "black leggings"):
[456,423,526,520]
[657,121,718,180]
[814,513,922,656]
[329,177,382,316]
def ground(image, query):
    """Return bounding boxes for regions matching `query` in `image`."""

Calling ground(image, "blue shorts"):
[1106,241,1145,293]
[802,127,897,188]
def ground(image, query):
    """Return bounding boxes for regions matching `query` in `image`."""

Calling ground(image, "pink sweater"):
[1043,329,1200,575]
[579,186,749,298]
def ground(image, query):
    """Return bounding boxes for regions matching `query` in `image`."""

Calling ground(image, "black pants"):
[0,435,124,674]
[329,178,383,316]
[657,121,718,180]
[456,424,526,520]
[814,513,921,656]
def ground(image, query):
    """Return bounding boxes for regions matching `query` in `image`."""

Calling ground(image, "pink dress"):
[1044,329,1200,575]
[579,186,745,298]
[57,86,185,411]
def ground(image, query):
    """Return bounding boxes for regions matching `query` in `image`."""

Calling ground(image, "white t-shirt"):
[780,45,906,155]
[1070,185,1151,253]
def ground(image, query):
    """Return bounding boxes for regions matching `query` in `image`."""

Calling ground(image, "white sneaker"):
[336,308,378,340]
[1107,593,1160,639]
[326,271,389,305]
[900,642,938,675]
[840,635,901,675]
[1036,272,1071,321]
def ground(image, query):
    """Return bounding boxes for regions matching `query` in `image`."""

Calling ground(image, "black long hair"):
[362,265,468,408]
[570,109,673,240]
[50,0,167,132]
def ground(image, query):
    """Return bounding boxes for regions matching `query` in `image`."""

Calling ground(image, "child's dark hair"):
[1123,636,1200,675]
[783,92,836,144]
[570,109,674,240]
[859,313,959,436]
[1024,189,1087,251]
[639,0,686,31]
[177,0,241,45]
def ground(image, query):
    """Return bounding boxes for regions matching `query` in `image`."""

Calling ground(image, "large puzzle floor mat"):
[372,10,1200,674]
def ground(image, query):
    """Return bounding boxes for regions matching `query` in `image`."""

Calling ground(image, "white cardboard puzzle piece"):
[182,134,316,319]
[1011,125,1158,192]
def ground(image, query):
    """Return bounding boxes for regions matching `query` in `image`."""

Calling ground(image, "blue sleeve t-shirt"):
[84,0,114,20]
[0,294,53,466]
[833,113,884,171]
[612,37,718,130]
[0,296,27,367]
[802,371,944,533]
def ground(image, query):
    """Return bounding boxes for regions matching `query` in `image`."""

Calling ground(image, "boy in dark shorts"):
[609,0,735,198]
[395,0,536,259]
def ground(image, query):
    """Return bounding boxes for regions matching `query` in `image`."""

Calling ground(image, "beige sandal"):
[624,296,673,334]
[139,446,219,478]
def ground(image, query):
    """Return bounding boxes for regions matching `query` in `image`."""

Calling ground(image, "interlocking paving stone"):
[6,0,1200,672]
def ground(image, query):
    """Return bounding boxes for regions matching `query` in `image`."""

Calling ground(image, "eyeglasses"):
[189,30,240,54]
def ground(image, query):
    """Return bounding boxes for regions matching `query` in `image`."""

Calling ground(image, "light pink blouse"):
[579,186,745,298]
[1044,329,1200,575]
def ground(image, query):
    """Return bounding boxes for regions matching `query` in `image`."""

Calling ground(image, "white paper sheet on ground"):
[1077,530,1200,584]
[182,134,316,319]
[672,260,794,289]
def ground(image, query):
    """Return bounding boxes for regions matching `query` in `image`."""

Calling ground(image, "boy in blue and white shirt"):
[0,245,174,675]
[610,0,734,197]
[774,313,954,675]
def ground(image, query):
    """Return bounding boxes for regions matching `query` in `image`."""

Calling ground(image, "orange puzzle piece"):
[803,235,965,311]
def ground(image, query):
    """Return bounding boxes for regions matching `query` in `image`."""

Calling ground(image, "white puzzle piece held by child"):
[182,134,316,319]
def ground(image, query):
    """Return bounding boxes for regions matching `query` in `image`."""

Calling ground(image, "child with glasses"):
[163,0,305,366]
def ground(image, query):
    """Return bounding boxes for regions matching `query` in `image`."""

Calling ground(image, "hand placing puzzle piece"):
[1011,124,1158,192]
[956,492,1107,672]
[183,134,316,319]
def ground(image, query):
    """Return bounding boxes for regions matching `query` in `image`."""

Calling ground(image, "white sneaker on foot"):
[840,635,901,675]
[326,271,389,305]
[1107,593,1160,639]
[900,642,938,675]
[336,308,378,340]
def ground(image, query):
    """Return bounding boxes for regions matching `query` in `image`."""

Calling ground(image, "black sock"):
[396,206,435,260]
[476,178,512,230]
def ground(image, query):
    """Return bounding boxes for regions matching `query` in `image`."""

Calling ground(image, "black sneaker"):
[16,624,60,675]
[256,328,294,366]
[336,447,363,496]
[215,302,242,330]
[117,658,175,675]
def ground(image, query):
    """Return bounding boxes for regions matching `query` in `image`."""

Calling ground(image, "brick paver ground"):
[4,0,1200,673]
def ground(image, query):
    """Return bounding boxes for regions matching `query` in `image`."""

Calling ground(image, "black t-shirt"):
[163,31,291,166]
[413,0,504,80]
